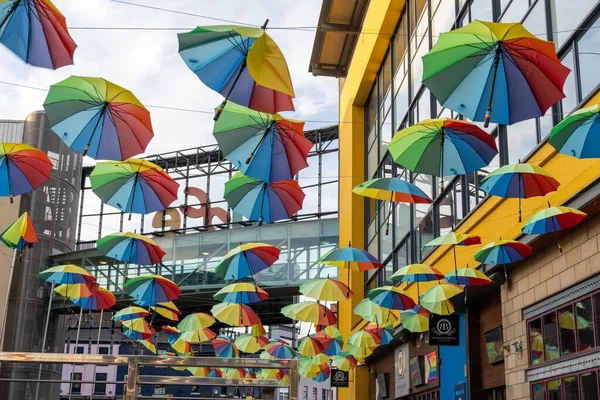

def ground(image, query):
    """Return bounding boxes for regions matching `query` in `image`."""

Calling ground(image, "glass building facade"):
[363,0,600,294]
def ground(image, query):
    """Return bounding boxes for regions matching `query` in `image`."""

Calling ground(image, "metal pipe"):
[34,280,55,399]
[68,307,84,400]
[89,309,104,400]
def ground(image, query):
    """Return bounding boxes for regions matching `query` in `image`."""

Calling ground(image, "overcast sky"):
[0,0,339,156]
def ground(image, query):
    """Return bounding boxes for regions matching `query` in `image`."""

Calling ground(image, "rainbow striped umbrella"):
[366,323,394,346]
[39,265,95,285]
[312,363,331,383]
[0,211,37,250]
[97,232,165,266]
[281,302,336,325]
[216,243,280,281]
[211,303,261,327]
[332,351,358,371]
[177,313,215,331]
[179,328,216,344]
[188,367,211,377]
[444,268,492,287]
[212,335,239,358]
[423,232,481,278]
[522,206,587,252]
[72,287,116,311]
[420,283,463,315]
[299,278,353,301]
[125,274,180,307]
[150,302,181,321]
[235,333,269,354]
[400,305,430,333]
[213,282,269,304]
[347,329,379,359]
[263,339,297,359]
[298,336,327,357]
[162,325,192,354]
[0,0,76,69]
[475,240,532,266]
[367,286,416,311]
[318,245,382,293]
[0,143,52,202]
[138,339,157,354]
[353,298,400,326]
[314,326,343,357]
[121,318,154,340]
[113,306,150,322]
[390,264,444,304]
[549,104,600,158]
[90,159,179,219]
[44,76,154,160]
[223,368,247,379]
[55,281,99,300]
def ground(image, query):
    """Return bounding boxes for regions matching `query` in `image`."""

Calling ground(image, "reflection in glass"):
[580,371,599,400]
[431,0,456,43]
[395,77,410,131]
[576,298,595,351]
[563,376,579,400]
[548,379,561,400]
[558,305,576,356]
[523,0,547,39]
[551,0,597,48]
[532,383,545,400]
[483,327,503,363]
[544,313,559,361]
[577,16,600,100]
[529,318,544,364]
[500,0,528,22]
[507,118,538,164]
[561,50,578,116]
[469,0,493,22]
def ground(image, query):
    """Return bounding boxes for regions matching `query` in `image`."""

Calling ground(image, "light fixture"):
[280,245,288,249]
[201,252,210,256]
[321,241,330,245]
[99,260,108,265]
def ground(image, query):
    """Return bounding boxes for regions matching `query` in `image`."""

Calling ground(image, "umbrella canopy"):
[318,247,382,272]
[298,355,328,378]
[257,368,282,380]
[388,119,497,187]
[223,368,247,379]
[72,287,116,310]
[444,268,492,286]
[39,265,95,285]
[188,367,211,377]
[212,335,240,358]
[250,323,266,337]
[211,303,261,327]
[0,211,37,250]
[263,339,297,359]
[389,264,444,284]
[179,328,216,344]
[352,177,432,204]
[213,102,312,182]
[0,143,52,201]
[213,282,269,304]
[90,159,179,217]
[177,313,215,331]
[235,333,269,354]
[113,306,150,322]
[367,286,416,311]
[44,76,154,160]
[121,318,154,339]
[549,103,600,158]
[332,351,358,371]
[312,364,331,383]
[522,206,587,235]
[124,274,180,306]
[353,298,400,325]
[299,278,353,301]
[216,242,280,281]
[150,302,181,321]
[97,232,166,266]
[314,326,344,357]
[423,232,481,277]
[481,163,560,221]
[420,283,464,315]
[474,240,532,265]
[347,329,379,359]
[366,323,394,346]
[559,311,590,330]
[400,305,430,333]
[177,25,295,115]
[298,336,327,357]
[281,302,337,325]
[0,0,76,69]
[224,172,305,224]
[422,20,570,127]
[162,325,193,354]
[55,281,99,300]
[138,339,157,354]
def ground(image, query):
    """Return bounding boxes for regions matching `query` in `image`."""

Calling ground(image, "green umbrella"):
[548,104,600,158]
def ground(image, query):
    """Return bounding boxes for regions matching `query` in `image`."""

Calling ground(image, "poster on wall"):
[429,314,459,346]
[424,351,437,383]
[376,374,388,399]
[484,326,504,363]
[409,356,423,387]
[395,344,410,397]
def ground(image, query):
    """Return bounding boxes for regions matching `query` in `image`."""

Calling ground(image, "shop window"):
[577,15,600,100]
[543,312,559,362]
[94,372,107,395]
[594,293,600,346]
[548,379,561,400]
[71,372,82,394]
[559,305,577,356]
[576,298,595,351]
[484,326,504,364]
[564,376,579,400]
[550,0,598,48]
[580,371,598,399]
[532,382,545,400]
[529,319,544,364]
[560,49,578,116]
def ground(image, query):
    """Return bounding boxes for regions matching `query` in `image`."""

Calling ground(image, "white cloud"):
[0,0,339,154]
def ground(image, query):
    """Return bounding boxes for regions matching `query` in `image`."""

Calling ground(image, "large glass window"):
[431,0,456,42]
[500,0,529,22]
[548,379,562,400]
[580,371,599,400]
[577,298,595,351]
[71,372,82,394]
[543,312,559,362]
[469,0,493,22]
[564,376,579,400]
[94,372,107,395]
[507,118,539,164]
[532,383,545,400]
[523,0,548,39]
[535,369,600,400]
[550,0,598,48]
[560,49,578,116]
[558,305,576,356]
[577,15,600,99]
[529,318,544,364]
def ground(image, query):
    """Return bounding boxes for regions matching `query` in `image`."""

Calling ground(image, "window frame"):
[530,366,600,399]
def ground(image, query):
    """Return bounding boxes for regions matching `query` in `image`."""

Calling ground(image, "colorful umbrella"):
[263,339,297,359]
[0,143,52,202]
[367,286,416,311]
[314,325,343,357]
[150,302,181,321]
[522,206,586,252]
[71,287,116,310]
[162,325,192,354]
[121,318,155,339]
[207,368,223,378]
[257,368,282,380]
[298,355,328,378]
[177,24,295,117]
[96,232,165,266]
[281,302,337,325]
[215,242,280,281]
[444,268,492,287]
[298,335,327,357]
[388,119,497,191]
[177,312,215,331]
[138,339,157,354]
[55,281,98,300]
[366,323,394,346]
[474,239,532,280]
[549,104,600,158]
[235,333,269,354]
[90,159,179,219]
[250,323,266,337]
[347,329,379,359]
[480,163,560,221]
[0,0,76,69]
[0,211,37,250]
[39,265,95,285]
[299,278,353,301]
[278,372,290,386]
[213,102,312,182]
[400,305,430,333]
[332,351,358,371]
[212,335,240,358]
[224,172,305,225]
[125,274,180,307]
[188,367,211,377]
[390,264,444,305]
[353,298,400,326]
[423,232,481,278]
[44,76,154,159]
[422,20,570,127]
[223,368,247,379]
[211,302,261,327]
[179,328,216,344]
[420,283,463,315]
[318,245,382,295]
[213,282,269,304]
[312,363,331,383]
[113,306,150,322]
[559,311,591,330]
[353,178,432,234]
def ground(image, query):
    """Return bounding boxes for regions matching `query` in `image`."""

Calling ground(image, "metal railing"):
[0,352,298,400]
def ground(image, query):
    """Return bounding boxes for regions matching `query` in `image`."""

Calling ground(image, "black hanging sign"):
[330,368,349,387]
[429,314,459,346]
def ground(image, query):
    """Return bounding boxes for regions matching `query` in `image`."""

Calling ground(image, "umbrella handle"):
[484,46,503,128]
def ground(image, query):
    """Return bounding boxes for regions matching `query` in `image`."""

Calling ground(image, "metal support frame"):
[0,352,299,400]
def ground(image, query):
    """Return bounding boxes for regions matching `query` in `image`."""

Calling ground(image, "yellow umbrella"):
[55,282,98,299]
[138,339,156,354]
[420,283,463,315]
[211,303,261,327]
[223,368,246,379]
[151,301,181,321]
[559,311,590,330]
[188,367,211,377]
[353,298,401,325]
[235,333,269,354]
[179,329,216,344]
[347,330,379,359]
[177,312,215,331]
[251,323,266,337]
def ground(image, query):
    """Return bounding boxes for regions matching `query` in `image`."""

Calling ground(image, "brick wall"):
[502,215,600,400]
[408,335,439,395]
